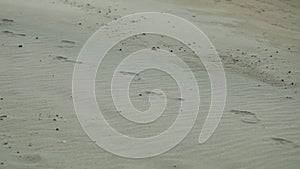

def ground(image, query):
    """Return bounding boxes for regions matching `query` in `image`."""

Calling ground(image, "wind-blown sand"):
[0,0,299,168]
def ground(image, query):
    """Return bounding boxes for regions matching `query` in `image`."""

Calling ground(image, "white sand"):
[0,0,299,168]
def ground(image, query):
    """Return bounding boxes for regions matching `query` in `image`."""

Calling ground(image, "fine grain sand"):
[0,0,299,168]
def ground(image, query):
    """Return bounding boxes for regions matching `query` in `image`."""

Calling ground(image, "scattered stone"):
[119,48,122,51]
[139,93,142,96]
[151,47,156,50]
[55,128,59,131]
[78,22,82,25]
[170,50,173,53]
[18,44,23,48]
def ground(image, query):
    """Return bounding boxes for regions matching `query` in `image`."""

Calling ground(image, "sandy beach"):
[0,0,299,168]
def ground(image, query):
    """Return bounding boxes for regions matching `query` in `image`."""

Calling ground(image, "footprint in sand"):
[17,153,42,164]
[58,39,76,48]
[231,110,261,124]
[2,30,26,36]
[51,55,82,64]
[61,39,76,44]
[268,137,300,148]
[144,90,163,96]
[118,71,139,76]
[0,18,14,25]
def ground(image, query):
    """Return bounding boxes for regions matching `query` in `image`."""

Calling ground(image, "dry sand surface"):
[0,0,300,168]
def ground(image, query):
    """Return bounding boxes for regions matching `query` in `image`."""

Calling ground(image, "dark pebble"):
[0,162,3,165]
[288,71,291,74]
[35,37,39,39]
[281,79,284,82]
[0,98,3,100]
[56,128,59,131]
[119,48,122,51]
[151,47,156,50]
[78,22,82,25]
[139,93,142,96]
[276,51,279,53]
[18,44,23,48]
[170,50,173,52]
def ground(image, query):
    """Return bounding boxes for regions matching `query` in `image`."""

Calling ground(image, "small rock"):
[18,44,23,48]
